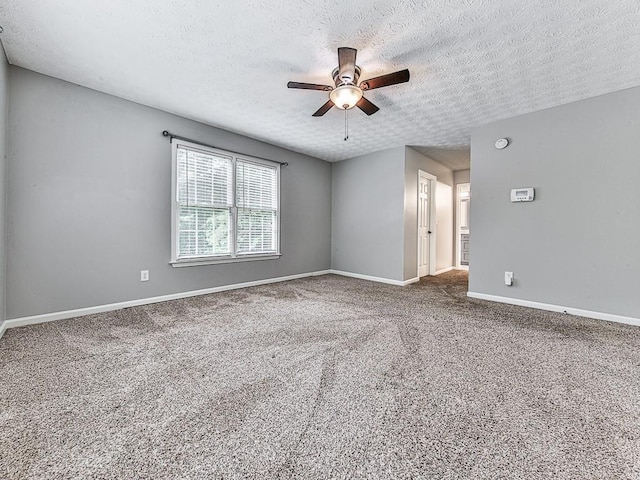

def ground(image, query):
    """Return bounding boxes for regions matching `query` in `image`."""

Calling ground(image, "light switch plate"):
[505,271,514,286]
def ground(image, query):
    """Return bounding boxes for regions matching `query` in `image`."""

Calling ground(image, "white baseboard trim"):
[4,270,332,331]
[329,270,413,286]
[0,322,7,340]
[434,266,455,275]
[467,291,640,328]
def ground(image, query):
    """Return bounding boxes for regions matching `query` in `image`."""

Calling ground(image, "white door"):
[418,171,432,277]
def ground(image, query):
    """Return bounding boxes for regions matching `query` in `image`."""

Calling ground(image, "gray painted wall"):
[331,146,405,281]
[7,67,332,319]
[0,52,7,329]
[403,147,454,280]
[470,86,640,319]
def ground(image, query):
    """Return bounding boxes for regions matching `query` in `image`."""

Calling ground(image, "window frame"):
[170,139,281,267]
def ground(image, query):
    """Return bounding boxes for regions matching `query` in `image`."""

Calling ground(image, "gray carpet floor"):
[1,271,639,479]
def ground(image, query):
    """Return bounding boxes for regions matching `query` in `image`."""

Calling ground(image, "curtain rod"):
[162,131,289,167]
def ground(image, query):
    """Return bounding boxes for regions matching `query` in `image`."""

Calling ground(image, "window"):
[171,140,280,265]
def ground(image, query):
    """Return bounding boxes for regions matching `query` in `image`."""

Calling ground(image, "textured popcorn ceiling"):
[1,1,640,166]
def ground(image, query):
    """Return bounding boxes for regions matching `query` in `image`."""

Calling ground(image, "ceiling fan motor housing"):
[332,65,361,87]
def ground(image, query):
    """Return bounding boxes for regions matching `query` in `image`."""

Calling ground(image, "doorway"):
[456,183,470,269]
[418,170,436,277]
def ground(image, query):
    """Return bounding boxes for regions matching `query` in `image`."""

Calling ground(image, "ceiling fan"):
[287,47,410,117]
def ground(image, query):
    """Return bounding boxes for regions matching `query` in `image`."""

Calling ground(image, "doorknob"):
[428,231,432,234]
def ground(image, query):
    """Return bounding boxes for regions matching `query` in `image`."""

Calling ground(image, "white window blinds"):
[174,142,280,261]
[176,146,233,257]
[236,160,278,254]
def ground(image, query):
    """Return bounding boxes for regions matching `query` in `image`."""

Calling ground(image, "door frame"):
[417,170,437,277]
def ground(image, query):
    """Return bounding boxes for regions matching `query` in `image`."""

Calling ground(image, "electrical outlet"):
[505,271,513,286]
[140,270,149,282]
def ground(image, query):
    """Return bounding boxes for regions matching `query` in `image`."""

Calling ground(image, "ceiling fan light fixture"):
[329,84,363,110]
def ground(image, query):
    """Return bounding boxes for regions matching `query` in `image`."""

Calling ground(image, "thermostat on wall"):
[511,188,535,202]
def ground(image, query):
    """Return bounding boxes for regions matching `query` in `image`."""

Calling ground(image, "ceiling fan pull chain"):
[344,109,349,141]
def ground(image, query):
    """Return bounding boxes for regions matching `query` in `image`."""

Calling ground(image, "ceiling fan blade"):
[312,100,334,117]
[338,47,357,83]
[360,69,410,90]
[287,81,332,91]
[356,97,380,116]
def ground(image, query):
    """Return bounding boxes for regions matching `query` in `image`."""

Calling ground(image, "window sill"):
[170,254,281,268]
